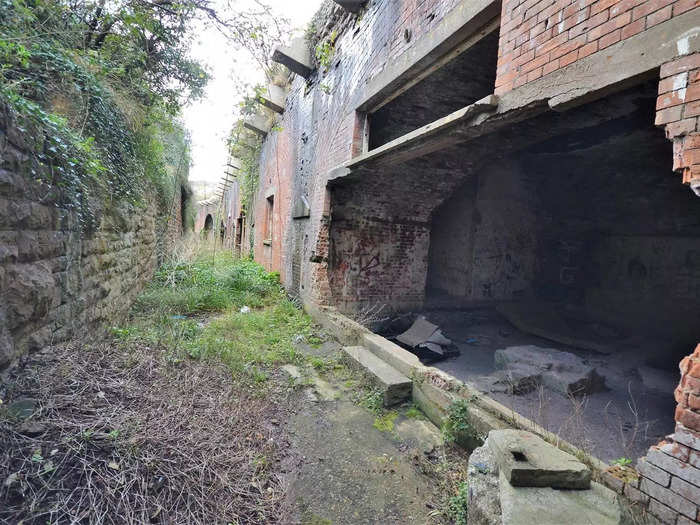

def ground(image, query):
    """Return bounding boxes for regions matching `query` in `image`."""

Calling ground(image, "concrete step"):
[343,346,412,407]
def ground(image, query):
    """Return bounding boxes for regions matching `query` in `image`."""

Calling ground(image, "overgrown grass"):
[114,252,314,381]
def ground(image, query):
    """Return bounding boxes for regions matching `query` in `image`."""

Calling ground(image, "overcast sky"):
[183,0,323,188]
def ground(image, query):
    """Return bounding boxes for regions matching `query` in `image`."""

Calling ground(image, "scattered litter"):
[240,306,251,314]
[170,315,187,320]
[107,462,120,471]
[395,317,458,362]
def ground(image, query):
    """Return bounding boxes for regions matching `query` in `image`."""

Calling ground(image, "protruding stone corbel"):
[243,112,271,137]
[272,37,313,78]
[260,84,287,114]
[333,0,365,13]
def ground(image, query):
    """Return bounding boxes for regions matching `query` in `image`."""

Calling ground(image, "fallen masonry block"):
[489,429,591,489]
[468,432,621,525]
[272,37,313,78]
[343,346,412,407]
[494,345,606,396]
[243,113,270,137]
[260,84,287,114]
[333,0,365,13]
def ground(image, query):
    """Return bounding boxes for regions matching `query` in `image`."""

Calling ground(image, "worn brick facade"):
[0,104,186,368]
[241,1,700,521]
[495,0,698,94]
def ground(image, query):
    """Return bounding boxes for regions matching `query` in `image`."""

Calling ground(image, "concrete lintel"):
[499,7,700,113]
[243,113,270,137]
[333,0,364,13]
[357,0,501,113]
[260,84,287,114]
[329,9,700,180]
[334,94,501,175]
[272,37,313,78]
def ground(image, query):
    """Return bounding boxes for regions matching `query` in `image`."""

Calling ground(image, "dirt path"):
[281,341,467,525]
[1,309,467,523]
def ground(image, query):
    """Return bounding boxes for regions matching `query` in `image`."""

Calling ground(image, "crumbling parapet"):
[272,37,313,78]
[656,53,700,196]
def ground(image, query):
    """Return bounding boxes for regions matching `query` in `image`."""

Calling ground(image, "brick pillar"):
[634,344,700,524]
[656,53,700,193]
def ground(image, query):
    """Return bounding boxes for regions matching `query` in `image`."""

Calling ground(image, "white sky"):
[183,0,323,190]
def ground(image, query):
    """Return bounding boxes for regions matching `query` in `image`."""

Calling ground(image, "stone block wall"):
[495,0,697,94]
[0,104,182,369]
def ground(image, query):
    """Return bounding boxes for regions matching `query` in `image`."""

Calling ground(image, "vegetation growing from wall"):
[228,120,261,216]
[0,0,289,231]
[0,0,205,230]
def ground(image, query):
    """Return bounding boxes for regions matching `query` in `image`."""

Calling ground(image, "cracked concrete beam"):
[334,94,500,175]
[260,84,287,114]
[333,0,364,13]
[243,113,270,137]
[272,37,313,78]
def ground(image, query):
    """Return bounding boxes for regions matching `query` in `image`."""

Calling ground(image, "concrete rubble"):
[467,429,624,525]
[493,345,606,397]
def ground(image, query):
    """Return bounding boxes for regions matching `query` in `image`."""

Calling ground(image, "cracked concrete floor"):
[281,359,456,525]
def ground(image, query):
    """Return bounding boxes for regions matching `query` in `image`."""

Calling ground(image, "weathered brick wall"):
[0,105,181,369]
[657,53,700,189]
[495,0,697,94]
[253,0,462,301]
[618,344,700,524]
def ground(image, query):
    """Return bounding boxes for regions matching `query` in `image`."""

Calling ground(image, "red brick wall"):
[630,344,700,524]
[253,0,462,298]
[657,53,700,189]
[496,0,698,94]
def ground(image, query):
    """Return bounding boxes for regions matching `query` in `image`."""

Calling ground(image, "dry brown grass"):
[0,339,293,524]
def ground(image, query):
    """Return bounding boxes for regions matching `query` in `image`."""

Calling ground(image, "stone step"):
[343,346,412,407]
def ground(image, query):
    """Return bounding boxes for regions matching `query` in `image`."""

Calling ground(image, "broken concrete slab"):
[467,435,622,525]
[343,346,412,406]
[333,0,364,13]
[467,441,502,524]
[394,417,443,454]
[499,470,622,525]
[271,37,312,78]
[489,429,591,489]
[494,345,606,396]
[260,84,287,114]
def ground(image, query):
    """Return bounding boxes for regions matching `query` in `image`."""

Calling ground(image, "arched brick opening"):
[203,214,213,233]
